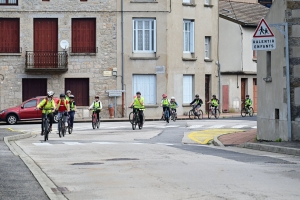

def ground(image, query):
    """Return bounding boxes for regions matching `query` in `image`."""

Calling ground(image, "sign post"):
[106,90,125,118]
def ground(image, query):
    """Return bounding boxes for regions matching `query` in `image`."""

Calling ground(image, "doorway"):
[205,75,211,112]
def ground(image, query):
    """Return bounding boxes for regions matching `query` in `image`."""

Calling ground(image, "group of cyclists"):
[37,89,253,135]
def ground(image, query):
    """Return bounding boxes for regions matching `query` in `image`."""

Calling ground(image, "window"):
[24,100,37,108]
[0,18,19,53]
[183,75,193,103]
[133,19,156,52]
[267,51,271,77]
[205,36,211,59]
[0,0,17,5]
[65,78,89,106]
[183,0,191,3]
[72,18,96,53]
[133,75,156,105]
[204,0,210,5]
[183,20,194,53]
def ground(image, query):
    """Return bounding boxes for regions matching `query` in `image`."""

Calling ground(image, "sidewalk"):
[215,129,300,156]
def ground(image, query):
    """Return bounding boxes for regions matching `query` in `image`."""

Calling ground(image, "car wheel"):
[6,114,17,125]
[53,114,58,123]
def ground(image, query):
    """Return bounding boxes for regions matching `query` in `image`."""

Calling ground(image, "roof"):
[219,0,269,26]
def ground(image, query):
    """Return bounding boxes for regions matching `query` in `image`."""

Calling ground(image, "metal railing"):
[0,0,18,5]
[25,51,68,69]
[69,47,98,54]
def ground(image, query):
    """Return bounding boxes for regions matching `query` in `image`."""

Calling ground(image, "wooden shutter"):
[222,85,229,112]
[0,18,19,53]
[72,19,96,53]
[22,79,47,102]
[65,78,89,106]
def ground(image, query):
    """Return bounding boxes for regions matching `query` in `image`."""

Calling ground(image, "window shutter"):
[153,20,156,52]
[132,20,135,52]
[183,75,193,103]
[190,22,194,53]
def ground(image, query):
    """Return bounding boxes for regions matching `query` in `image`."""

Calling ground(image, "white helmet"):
[171,97,175,100]
[47,91,54,97]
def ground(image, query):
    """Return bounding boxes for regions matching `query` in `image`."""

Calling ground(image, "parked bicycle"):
[129,107,145,130]
[41,108,53,141]
[92,111,100,129]
[58,111,68,138]
[241,104,254,117]
[170,108,177,122]
[189,105,203,120]
[208,103,220,119]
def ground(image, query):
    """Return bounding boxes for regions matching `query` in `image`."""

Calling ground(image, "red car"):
[0,96,59,125]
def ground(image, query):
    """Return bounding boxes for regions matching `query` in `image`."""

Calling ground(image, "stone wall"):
[0,0,119,118]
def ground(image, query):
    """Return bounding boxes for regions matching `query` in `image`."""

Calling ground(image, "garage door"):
[22,78,47,101]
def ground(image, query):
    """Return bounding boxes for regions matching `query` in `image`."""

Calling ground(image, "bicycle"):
[58,111,68,138]
[129,107,144,130]
[188,105,203,120]
[162,106,170,123]
[40,108,53,141]
[67,116,72,134]
[241,105,254,117]
[170,108,177,122]
[208,103,220,119]
[91,110,100,129]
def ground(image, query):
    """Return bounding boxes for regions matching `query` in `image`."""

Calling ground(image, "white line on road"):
[189,125,204,129]
[63,142,84,145]
[33,143,52,146]
[231,125,248,128]
[208,125,226,128]
[252,126,257,129]
[92,142,117,144]
[156,143,174,146]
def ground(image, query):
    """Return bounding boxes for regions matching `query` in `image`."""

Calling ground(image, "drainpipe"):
[121,0,125,117]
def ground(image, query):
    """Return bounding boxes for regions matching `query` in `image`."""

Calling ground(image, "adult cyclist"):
[89,95,102,122]
[36,91,56,135]
[65,90,71,101]
[56,94,70,132]
[207,95,219,114]
[244,94,252,112]
[190,94,203,115]
[68,95,77,130]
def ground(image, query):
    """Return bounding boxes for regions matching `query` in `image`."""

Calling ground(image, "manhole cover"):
[71,162,104,165]
[105,158,139,161]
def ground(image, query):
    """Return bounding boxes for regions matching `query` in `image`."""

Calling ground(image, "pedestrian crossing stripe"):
[189,125,204,129]
[33,143,52,146]
[92,142,117,144]
[208,125,226,128]
[63,142,84,145]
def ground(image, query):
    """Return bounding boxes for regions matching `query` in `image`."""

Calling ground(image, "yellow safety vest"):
[134,97,145,109]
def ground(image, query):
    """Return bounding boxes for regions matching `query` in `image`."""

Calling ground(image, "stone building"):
[116,0,219,117]
[219,0,269,113]
[257,0,300,141]
[0,0,117,118]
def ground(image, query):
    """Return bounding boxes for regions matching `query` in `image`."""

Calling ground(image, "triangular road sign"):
[253,19,274,38]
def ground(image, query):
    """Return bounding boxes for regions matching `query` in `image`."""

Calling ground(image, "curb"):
[4,131,67,200]
[240,142,300,156]
[212,135,225,147]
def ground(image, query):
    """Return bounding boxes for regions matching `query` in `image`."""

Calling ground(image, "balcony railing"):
[0,0,18,5]
[25,51,68,72]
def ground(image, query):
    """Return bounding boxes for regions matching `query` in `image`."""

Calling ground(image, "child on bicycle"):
[36,91,56,135]
[207,95,219,113]
[170,97,178,118]
[129,91,145,126]
[160,94,170,121]
[56,93,70,131]
[68,95,76,130]
[244,95,252,112]
[89,95,102,122]
[190,94,203,116]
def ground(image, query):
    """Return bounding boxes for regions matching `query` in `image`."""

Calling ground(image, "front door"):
[205,75,211,112]
[241,78,247,107]
[34,19,58,68]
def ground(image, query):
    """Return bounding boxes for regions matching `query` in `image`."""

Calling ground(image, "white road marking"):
[33,143,52,146]
[156,143,174,146]
[208,125,226,128]
[252,126,257,129]
[231,125,248,128]
[165,125,180,128]
[92,142,117,144]
[189,125,204,129]
[63,142,84,145]
[154,126,167,129]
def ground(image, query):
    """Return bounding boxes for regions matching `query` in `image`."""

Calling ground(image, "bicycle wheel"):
[165,110,169,123]
[172,112,176,122]
[198,110,203,120]
[215,109,220,119]
[132,114,137,130]
[241,108,247,117]
[68,126,73,134]
[62,124,65,137]
[58,120,62,138]
[189,110,194,120]
[44,119,48,141]
[97,118,100,129]
[208,109,212,119]
[249,107,254,117]
[92,115,96,129]
[129,112,134,124]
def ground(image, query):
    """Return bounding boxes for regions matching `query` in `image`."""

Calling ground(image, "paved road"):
[0,129,49,200]
[2,117,300,199]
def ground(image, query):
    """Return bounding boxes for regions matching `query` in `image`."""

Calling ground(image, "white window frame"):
[133,75,157,105]
[183,0,191,3]
[204,0,210,5]
[183,75,194,104]
[132,18,156,53]
[183,20,195,53]
[205,36,211,59]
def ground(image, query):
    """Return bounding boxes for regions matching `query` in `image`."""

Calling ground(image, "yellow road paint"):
[188,129,243,145]
[7,128,14,131]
